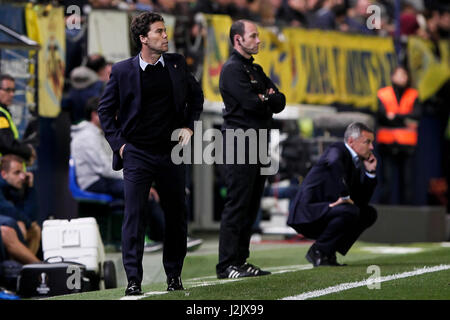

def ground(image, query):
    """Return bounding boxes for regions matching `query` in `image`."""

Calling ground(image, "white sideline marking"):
[281,264,450,300]
[120,264,313,300]
[361,246,424,254]
[120,291,168,300]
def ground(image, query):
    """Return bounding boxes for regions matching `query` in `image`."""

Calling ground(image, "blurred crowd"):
[55,0,450,38]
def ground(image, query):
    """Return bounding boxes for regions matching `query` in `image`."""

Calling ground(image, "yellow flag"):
[202,14,232,102]
[26,5,65,118]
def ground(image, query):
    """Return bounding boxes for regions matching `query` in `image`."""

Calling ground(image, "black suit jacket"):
[287,142,377,226]
[98,53,204,170]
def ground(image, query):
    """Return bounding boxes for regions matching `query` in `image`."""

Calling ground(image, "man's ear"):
[234,35,241,47]
[346,137,354,146]
[0,170,6,180]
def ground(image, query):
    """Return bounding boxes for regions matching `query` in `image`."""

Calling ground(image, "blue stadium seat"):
[68,158,124,247]
[68,158,113,203]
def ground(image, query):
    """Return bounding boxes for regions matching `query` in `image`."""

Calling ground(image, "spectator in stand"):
[132,0,156,12]
[278,0,313,28]
[334,4,351,32]
[193,0,238,16]
[260,0,300,26]
[154,0,177,14]
[0,155,41,256]
[232,0,261,21]
[312,0,344,30]
[86,54,112,83]
[62,61,105,124]
[0,74,37,166]
[400,3,420,36]
[345,0,376,34]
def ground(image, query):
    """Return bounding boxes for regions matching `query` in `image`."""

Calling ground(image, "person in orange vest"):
[376,66,421,205]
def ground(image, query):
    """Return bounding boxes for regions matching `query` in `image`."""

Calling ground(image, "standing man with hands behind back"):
[98,12,203,296]
[216,20,286,279]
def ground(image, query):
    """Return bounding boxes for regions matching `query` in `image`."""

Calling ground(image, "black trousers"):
[300,203,377,256]
[216,129,270,273]
[122,143,187,284]
[217,161,266,273]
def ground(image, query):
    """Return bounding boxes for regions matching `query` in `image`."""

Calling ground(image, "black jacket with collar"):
[287,142,377,226]
[219,50,286,130]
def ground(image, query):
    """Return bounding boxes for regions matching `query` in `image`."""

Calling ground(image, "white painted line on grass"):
[120,291,168,300]
[360,246,424,254]
[281,264,450,300]
[120,264,313,300]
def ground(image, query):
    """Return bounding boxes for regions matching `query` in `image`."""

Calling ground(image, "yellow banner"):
[202,21,396,111]
[262,29,396,111]
[407,37,450,102]
[202,14,232,102]
[26,5,65,118]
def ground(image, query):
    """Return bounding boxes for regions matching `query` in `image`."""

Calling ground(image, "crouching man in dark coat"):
[287,122,378,266]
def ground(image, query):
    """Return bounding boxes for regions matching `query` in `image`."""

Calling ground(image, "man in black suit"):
[287,122,378,266]
[98,12,203,295]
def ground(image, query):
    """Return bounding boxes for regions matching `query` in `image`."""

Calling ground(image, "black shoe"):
[217,265,253,279]
[306,245,346,267]
[240,263,271,277]
[306,245,333,267]
[167,276,184,291]
[125,281,142,296]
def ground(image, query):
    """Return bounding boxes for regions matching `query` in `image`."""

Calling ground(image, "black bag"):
[17,256,90,298]
[0,260,23,291]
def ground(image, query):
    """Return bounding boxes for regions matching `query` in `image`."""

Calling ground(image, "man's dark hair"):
[86,54,107,73]
[130,12,164,50]
[229,20,247,46]
[344,122,374,142]
[85,96,99,121]
[0,154,24,172]
[0,74,15,85]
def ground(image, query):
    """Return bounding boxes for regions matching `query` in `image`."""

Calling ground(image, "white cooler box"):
[42,217,106,273]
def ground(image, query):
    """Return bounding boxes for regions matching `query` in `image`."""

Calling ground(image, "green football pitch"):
[45,240,450,301]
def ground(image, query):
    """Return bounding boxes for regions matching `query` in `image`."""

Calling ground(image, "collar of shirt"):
[139,53,165,71]
[232,49,254,64]
[344,142,360,165]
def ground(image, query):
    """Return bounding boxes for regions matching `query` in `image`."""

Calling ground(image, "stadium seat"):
[68,158,113,203]
[68,158,124,246]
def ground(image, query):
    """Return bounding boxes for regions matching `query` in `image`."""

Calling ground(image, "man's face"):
[239,22,261,55]
[1,161,26,189]
[348,130,374,160]
[141,21,169,54]
[0,79,15,106]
